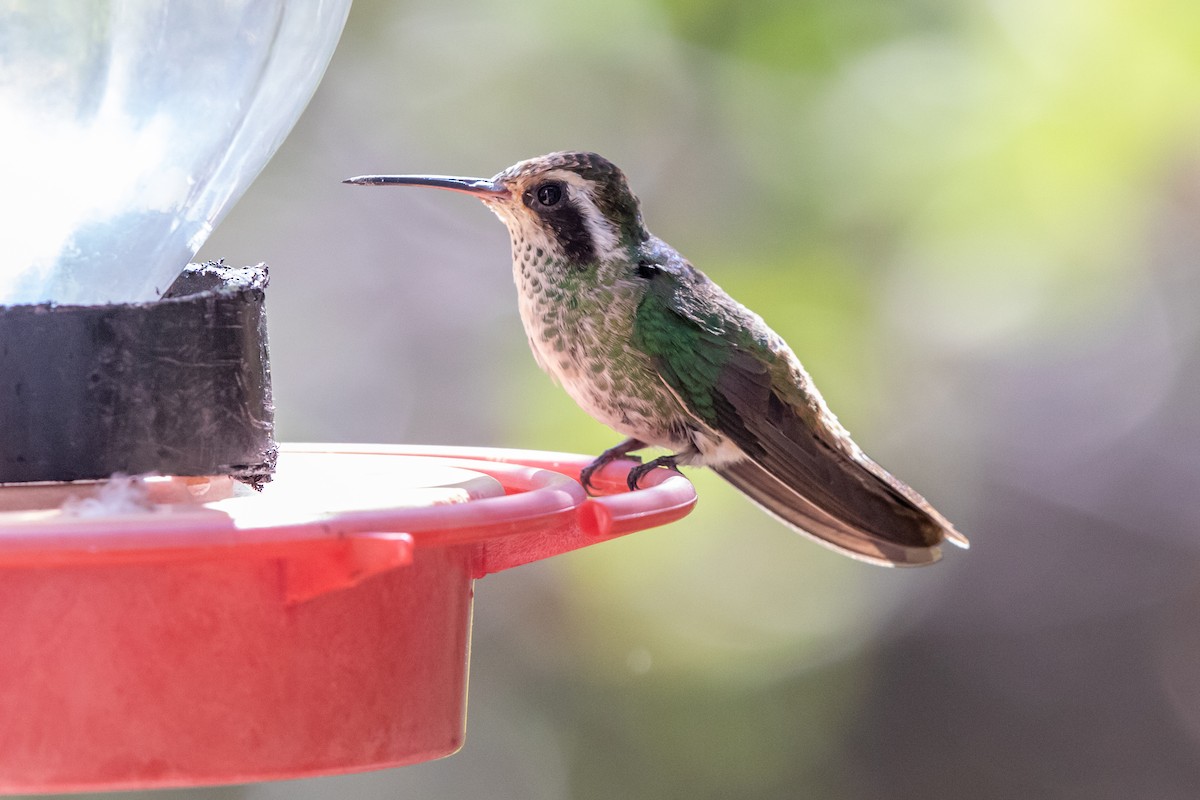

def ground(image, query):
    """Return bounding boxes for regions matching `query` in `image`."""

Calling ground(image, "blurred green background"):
[61,0,1200,797]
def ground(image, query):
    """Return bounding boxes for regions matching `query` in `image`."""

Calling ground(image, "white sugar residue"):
[61,474,157,518]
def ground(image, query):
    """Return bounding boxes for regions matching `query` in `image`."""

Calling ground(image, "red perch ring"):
[0,443,695,793]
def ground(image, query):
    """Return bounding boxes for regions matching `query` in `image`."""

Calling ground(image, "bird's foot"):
[626,454,679,491]
[580,438,646,496]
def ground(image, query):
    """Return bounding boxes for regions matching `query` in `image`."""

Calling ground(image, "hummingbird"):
[345,151,968,566]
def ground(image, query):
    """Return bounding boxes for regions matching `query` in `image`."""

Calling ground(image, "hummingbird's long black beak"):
[342,174,506,198]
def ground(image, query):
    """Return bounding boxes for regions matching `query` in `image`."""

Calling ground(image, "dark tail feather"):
[715,459,947,567]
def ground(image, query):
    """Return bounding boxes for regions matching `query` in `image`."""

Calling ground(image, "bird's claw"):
[581,453,641,496]
[579,462,602,496]
[625,464,649,492]
[625,455,678,491]
[580,438,647,496]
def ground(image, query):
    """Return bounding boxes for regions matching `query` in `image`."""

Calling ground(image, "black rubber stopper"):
[0,261,276,486]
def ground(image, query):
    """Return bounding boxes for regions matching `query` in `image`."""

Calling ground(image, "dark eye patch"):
[523,180,595,266]
[545,202,595,266]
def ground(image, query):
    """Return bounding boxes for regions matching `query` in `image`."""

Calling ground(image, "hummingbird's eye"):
[534,181,563,208]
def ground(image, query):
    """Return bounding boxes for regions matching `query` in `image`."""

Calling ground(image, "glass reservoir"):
[0,1,352,306]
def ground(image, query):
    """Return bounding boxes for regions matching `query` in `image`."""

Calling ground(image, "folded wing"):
[633,251,967,566]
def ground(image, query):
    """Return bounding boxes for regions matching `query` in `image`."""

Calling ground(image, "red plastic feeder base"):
[0,444,696,793]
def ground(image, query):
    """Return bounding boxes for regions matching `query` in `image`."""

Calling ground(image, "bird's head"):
[346,151,650,269]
